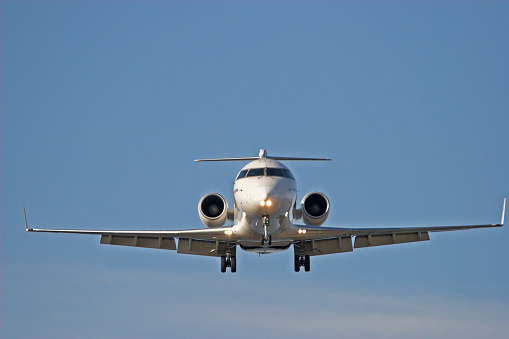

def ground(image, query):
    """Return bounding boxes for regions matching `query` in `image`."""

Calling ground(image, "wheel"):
[261,237,265,246]
[231,256,237,273]
[220,256,226,273]
[304,255,310,272]
[294,255,300,272]
[268,235,272,245]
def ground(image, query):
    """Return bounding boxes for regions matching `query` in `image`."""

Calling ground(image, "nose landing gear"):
[261,215,272,245]
[261,234,272,246]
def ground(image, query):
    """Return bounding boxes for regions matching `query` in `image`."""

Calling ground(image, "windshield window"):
[236,170,248,180]
[246,168,265,177]
[283,169,295,180]
[237,167,295,180]
[267,168,284,177]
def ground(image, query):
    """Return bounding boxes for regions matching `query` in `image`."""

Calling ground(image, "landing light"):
[298,229,307,234]
[260,199,272,207]
[224,229,233,236]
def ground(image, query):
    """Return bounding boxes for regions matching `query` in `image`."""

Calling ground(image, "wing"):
[26,226,237,256]
[291,199,505,256]
[24,205,236,256]
[26,225,237,255]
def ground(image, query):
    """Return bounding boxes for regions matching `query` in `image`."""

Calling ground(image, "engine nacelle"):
[300,192,330,226]
[198,193,230,227]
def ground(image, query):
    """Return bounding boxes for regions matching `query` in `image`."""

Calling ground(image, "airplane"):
[25,149,505,273]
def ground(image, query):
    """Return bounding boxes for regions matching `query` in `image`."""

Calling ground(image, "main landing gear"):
[220,253,236,273]
[294,255,310,272]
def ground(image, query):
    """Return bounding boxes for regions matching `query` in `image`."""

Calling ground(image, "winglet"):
[501,198,506,226]
[23,204,32,232]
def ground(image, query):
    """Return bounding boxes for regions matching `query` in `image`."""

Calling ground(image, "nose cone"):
[238,186,278,215]
[255,186,270,203]
[235,175,296,217]
[253,186,270,206]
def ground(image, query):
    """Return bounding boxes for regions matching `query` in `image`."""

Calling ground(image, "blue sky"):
[2,2,508,338]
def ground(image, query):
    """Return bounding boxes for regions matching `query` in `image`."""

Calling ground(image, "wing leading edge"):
[294,221,504,240]
[25,225,237,255]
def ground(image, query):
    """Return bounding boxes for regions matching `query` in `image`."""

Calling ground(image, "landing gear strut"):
[261,215,272,245]
[220,252,236,273]
[261,235,272,246]
[294,255,310,272]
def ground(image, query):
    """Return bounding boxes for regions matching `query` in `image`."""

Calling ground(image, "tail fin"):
[195,149,331,162]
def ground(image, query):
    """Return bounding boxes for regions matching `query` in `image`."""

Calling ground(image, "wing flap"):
[354,231,430,249]
[294,237,353,256]
[100,235,176,250]
[177,238,232,257]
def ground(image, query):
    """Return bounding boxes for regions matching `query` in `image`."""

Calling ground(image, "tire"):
[220,256,226,273]
[294,255,300,272]
[231,256,237,273]
[304,255,310,272]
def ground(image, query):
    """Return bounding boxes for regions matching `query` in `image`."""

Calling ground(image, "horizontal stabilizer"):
[195,149,331,162]
[195,157,260,162]
[267,156,331,161]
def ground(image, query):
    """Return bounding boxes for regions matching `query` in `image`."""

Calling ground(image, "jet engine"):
[198,193,230,227]
[300,192,330,226]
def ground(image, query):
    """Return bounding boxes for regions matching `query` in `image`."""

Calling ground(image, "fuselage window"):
[246,168,265,177]
[236,170,248,180]
[283,169,295,180]
[267,168,284,177]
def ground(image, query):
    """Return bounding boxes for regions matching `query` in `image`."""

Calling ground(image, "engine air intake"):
[301,192,330,226]
[198,193,228,227]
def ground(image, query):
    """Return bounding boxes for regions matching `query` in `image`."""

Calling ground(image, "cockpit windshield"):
[236,167,295,180]
[266,168,284,177]
[282,169,295,180]
[236,170,248,180]
[245,168,265,177]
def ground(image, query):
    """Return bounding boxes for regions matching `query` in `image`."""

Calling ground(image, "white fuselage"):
[231,159,298,253]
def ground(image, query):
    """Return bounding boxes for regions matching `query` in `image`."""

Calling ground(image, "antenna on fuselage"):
[194,149,331,162]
